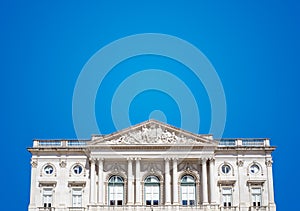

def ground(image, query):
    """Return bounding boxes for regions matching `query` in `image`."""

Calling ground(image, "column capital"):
[96,157,104,162]
[89,158,96,163]
[172,157,178,161]
[127,157,134,161]
[237,159,244,167]
[201,157,208,163]
[266,159,273,167]
[164,157,171,161]
[134,157,141,161]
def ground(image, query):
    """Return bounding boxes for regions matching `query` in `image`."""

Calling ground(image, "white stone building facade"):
[28,120,276,211]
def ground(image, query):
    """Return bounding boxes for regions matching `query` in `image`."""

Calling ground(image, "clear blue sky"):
[1,1,299,210]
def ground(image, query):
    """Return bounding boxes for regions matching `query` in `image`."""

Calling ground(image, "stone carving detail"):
[237,160,244,167]
[59,160,66,168]
[31,159,38,168]
[142,162,163,173]
[266,159,273,167]
[105,124,199,145]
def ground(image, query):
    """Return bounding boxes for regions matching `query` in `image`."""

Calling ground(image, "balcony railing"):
[218,139,269,147]
[242,139,265,146]
[218,139,236,146]
[68,207,86,211]
[220,207,237,211]
[38,140,62,147]
[34,140,89,147]
[250,206,267,211]
[38,208,55,211]
[87,205,205,210]
[33,138,269,148]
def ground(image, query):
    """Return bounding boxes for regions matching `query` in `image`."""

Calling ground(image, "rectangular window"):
[222,187,232,207]
[72,188,82,207]
[43,188,53,208]
[109,185,123,206]
[181,185,196,206]
[252,188,262,207]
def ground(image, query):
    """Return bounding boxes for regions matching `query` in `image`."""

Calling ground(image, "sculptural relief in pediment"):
[105,125,202,145]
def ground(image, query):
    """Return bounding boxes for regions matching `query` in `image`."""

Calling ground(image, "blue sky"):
[1,0,299,210]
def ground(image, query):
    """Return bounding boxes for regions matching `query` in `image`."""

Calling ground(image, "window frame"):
[42,188,53,208]
[180,175,196,206]
[144,175,160,206]
[251,187,262,207]
[72,188,82,207]
[221,187,233,207]
[108,175,124,206]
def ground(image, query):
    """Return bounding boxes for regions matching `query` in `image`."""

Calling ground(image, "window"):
[181,175,196,206]
[221,164,231,174]
[144,176,160,206]
[251,188,262,207]
[108,176,124,206]
[73,165,83,175]
[250,164,260,175]
[222,187,232,207]
[44,165,54,175]
[72,188,82,207]
[43,188,52,208]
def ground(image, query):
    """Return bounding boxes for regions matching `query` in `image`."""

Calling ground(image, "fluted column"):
[209,158,217,204]
[164,158,171,205]
[97,158,104,205]
[89,158,96,204]
[172,158,179,205]
[201,158,208,205]
[127,157,134,205]
[135,157,142,205]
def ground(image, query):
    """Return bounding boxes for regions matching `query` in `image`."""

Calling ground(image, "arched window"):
[144,176,160,206]
[108,176,124,206]
[181,175,196,206]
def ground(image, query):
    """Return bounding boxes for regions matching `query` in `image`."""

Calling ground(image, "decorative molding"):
[266,159,273,167]
[40,163,57,177]
[59,160,66,168]
[247,161,264,176]
[39,181,57,187]
[68,181,86,187]
[31,159,37,168]
[237,160,244,167]
[218,162,235,176]
[97,123,210,145]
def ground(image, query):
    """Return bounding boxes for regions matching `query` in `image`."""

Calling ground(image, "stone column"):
[89,158,96,204]
[29,159,38,210]
[201,158,208,205]
[266,159,276,210]
[172,158,179,205]
[127,157,134,205]
[135,157,142,205]
[209,158,217,205]
[165,158,171,205]
[98,158,104,205]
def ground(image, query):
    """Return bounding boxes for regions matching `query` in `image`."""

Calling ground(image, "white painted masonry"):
[28,120,276,211]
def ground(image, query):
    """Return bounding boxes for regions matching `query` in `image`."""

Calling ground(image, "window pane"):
[182,200,187,205]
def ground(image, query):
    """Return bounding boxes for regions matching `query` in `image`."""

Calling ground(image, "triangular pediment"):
[89,120,218,146]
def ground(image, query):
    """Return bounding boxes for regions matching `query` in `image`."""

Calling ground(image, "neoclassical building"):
[28,120,276,211]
